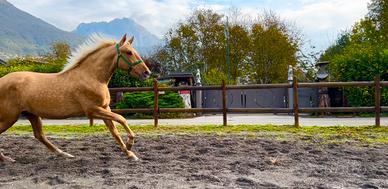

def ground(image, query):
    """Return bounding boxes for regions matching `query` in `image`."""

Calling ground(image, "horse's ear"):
[119,34,127,46]
[128,36,134,45]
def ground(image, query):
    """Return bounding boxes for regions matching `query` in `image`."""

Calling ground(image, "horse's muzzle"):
[140,70,151,80]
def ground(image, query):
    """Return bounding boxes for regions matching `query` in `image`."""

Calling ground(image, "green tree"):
[248,12,299,84]
[154,9,300,85]
[155,9,230,84]
[229,24,250,81]
[320,32,351,63]
[108,70,153,88]
[47,42,71,64]
[0,42,72,77]
[321,0,388,106]
[368,0,388,43]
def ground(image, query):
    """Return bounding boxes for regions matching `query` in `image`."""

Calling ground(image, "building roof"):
[158,72,194,80]
[315,61,330,66]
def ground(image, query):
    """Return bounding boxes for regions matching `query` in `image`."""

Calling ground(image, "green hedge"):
[0,57,64,77]
[115,91,186,118]
[345,87,388,107]
[115,91,185,109]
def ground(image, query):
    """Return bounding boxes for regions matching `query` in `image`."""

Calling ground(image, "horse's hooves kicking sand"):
[0,34,151,161]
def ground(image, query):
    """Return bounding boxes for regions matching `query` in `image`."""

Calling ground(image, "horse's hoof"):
[62,152,74,158]
[57,150,75,158]
[0,156,16,163]
[61,152,75,158]
[129,155,139,161]
[126,150,138,161]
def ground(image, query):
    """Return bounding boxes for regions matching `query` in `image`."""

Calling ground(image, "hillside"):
[73,18,161,55]
[0,0,83,59]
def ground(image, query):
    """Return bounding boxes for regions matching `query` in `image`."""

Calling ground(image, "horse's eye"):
[127,51,133,56]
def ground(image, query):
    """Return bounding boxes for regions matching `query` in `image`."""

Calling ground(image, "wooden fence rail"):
[110,76,387,127]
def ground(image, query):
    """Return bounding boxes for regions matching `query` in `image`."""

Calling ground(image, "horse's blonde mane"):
[61,34,115,72]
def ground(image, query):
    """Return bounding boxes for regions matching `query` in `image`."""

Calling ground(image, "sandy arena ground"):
[1,134,387,188]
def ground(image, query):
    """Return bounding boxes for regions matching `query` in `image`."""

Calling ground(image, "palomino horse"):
[0,34,150,162]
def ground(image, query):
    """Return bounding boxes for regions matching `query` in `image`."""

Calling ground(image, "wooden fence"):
[110,76,388,127]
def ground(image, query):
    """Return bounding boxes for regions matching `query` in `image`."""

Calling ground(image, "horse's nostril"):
[144,71,150,76]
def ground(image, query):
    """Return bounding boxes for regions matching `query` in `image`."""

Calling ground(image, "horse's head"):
[115,34,151,80]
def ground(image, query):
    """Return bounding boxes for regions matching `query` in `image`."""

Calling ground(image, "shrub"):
[115,91,186,118]
[108,70,153,88]
[0,57,64,77]
[116,91,185,109]
[329,45,388,107]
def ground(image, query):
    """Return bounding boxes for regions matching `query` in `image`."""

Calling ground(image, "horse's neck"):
[64,46,117,84]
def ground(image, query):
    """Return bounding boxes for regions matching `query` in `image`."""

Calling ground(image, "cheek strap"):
[115,44,143,70]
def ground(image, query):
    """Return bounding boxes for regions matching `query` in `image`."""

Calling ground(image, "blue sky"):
[8,0,370,52]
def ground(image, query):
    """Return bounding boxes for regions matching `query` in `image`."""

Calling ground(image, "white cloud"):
[193,0,369,50]
[7,0,370,51]
[280,0,369,49]
[283,0,368,31]
[8,0,195,37]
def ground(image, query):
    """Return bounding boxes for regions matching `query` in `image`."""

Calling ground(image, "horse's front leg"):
[103,119,138,161]
[89,107,137,159]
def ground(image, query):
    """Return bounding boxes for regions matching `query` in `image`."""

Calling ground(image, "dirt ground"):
[1,134,387,189]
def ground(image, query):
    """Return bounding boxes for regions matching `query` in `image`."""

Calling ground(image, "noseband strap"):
[115,44,143,70]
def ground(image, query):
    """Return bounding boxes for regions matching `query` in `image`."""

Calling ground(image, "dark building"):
[158,72,195,87]
[158,72,197,108]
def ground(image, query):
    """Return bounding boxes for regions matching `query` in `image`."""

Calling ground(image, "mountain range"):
[0,0,82,59]
[0,0,160,60]
[73,18,161,54]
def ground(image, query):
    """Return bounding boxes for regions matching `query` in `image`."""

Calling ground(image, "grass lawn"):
[5,124,388,144]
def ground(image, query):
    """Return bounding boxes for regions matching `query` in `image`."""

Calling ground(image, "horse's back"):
[0,72,82,118]
[1,71,34,86]
[0,72,56,94]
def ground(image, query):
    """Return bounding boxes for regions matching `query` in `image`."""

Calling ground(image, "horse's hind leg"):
[0,152,15,162]
[26,113,74,158]
[0,118,18,162]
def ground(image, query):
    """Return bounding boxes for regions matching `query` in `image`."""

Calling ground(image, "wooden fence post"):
[293,77,300,127]
[222,80,227,126]
[153,79,159,127]
[375,75,381,127]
